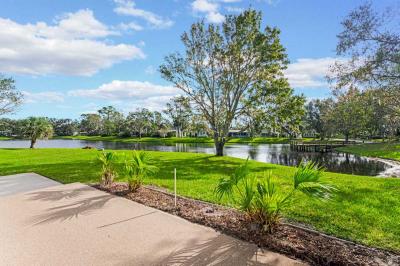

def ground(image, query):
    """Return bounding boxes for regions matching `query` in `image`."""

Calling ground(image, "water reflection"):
[0,139,390,176]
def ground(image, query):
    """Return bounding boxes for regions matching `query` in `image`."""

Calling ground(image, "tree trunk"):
[30,139,36,149]
[214,139,225,156]
[345,133,349,143]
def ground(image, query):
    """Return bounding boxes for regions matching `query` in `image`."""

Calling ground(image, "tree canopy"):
[0,75,22,116]
[329,2,400,119]
[22,117,53,148]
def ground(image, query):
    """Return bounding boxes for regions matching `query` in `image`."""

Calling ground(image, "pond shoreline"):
[371,157,400,178]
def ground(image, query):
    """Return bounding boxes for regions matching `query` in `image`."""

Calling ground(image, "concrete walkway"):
[0,174,304,265]
[0,173,60,197]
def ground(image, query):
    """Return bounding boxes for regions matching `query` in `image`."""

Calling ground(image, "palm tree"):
[22,117,53,148]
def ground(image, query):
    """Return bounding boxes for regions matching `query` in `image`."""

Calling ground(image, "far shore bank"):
[56,135,295,144]
[336,142,400,162]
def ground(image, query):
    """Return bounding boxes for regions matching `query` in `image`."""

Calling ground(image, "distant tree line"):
[303,88,400,141]
[0,94,304,140]
[0,97,209,138]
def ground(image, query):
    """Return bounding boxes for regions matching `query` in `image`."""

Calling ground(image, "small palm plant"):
[215,159,255,212]
[98,151,118,186]
[124,151,158,192]
[215,160,337,233]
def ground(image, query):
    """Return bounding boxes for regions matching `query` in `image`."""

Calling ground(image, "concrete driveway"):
[0,174,304,265]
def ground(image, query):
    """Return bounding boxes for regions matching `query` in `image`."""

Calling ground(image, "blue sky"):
[0,0,395,119]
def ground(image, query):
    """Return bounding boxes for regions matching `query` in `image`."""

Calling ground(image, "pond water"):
[0,139,392,177]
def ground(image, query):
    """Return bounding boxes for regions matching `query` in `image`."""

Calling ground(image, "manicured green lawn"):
[0,148,399,251]
[58,135,299,144]
[0,137,11,140]
[337,142,400,161]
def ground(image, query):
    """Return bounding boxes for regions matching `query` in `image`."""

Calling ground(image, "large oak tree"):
[160,10,299,155]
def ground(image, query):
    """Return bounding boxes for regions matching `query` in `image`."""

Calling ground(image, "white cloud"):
[206,12,226,23]
[264,0,281,6]
[192,0,219,12]
[118,22,143,31]
[68,80,180,101]
[80,102,101,114]
[225,6,244,13]
[50,9,118,39]
[17,9,119,40]
[0,10,145,76]
[192,0,225,23]
[285,57,341,88]
[145,65,156,75]
[123,95,177,112]
[219,0,242,2]
[113,0,173,29]
[69,80,182,112]
[22,91,65,103]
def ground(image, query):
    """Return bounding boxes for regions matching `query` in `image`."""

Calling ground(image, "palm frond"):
[297,183,338,200]
[214,159,250,202]
[293,161,337,200]
[293,161,325,189]
[240,175,255,212]
[231,158,250,185]
[215,177,234,200]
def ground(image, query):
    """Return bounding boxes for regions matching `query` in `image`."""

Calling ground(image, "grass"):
[58,135,300,144]
[337,142,400,161]
[0,137,11,140]
[0,148,399,251]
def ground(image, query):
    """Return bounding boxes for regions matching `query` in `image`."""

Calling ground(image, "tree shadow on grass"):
[152,156,274,181]
[336,187,383,202]
[0,160,100,183]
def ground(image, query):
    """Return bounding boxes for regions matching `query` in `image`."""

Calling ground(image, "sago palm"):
[215,160,337,233]
[98,151,118,186]
[124,151,158,192]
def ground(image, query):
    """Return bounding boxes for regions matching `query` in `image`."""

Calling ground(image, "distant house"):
[0,130,12,137]
[302,130,317,138]
[196,131,208,137]
[228,130,249,138]
[260,130,290,138]
[260,129,272,137]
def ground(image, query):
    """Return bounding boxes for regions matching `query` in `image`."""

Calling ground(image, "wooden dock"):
[290,141,357,153]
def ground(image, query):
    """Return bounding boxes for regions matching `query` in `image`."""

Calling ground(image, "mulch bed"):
[93,182,400,266]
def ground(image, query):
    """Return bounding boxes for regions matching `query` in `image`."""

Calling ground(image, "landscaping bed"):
[94,182,400,266]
